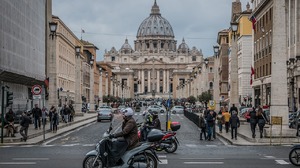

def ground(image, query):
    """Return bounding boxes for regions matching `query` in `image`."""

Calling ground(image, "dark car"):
[97,109,113,122]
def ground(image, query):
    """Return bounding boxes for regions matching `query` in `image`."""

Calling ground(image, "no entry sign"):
[32,85,42,95]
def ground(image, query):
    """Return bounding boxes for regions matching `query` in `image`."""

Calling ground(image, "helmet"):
[123,108,134,117]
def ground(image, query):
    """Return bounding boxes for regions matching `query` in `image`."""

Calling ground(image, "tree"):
[187,96,196,104]
[197,91,212,103]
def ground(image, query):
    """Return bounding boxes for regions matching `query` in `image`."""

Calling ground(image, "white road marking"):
[12,158,49,161]
[206,145,217,147]
[185,144,197,148]
[180,158,224,160]
[275,160,290,165]
[159,159,168,164]
[0,162,36,165]
[158,155,167,158]
[184,162,224,164]
[82,144,95,147]
[264,156,276,159]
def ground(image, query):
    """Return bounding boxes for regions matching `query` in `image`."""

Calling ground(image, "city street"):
[0,112,293,168]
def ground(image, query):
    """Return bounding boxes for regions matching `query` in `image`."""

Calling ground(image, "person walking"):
[199,113,207,140]
[216,110,225,133]
[41,106,48,128]
[20,111,32,142]
[49,106,55,131]
[69,104,75,122]
[256,107,268,138]
[229,104,238,116]
[5,109,16,137]
[222,107,231,133]
[249,107,258,138]
[52,107,59,133]
[229,111,240,140]
[32,104,42,129]
[206,110,215,141]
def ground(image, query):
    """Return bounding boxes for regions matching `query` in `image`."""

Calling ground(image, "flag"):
[44,77,49,88]
[249,15,256,30]
[250,66,255,85]
[81,29,85,33]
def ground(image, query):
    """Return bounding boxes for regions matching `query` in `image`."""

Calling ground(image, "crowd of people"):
[198,104,269,141]
[2,103,76,141]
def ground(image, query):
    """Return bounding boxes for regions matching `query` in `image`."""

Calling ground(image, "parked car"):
[170,106,184,114]
[114,105,126,113]
[97,109,113,122]
[146,105,166,113]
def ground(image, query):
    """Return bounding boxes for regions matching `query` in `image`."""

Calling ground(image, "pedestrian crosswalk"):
[134,113,184,116]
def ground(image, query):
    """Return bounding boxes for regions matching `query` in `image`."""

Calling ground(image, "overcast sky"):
[52,0,250,61]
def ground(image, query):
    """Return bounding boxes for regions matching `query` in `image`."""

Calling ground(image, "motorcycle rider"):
[109,107,139,150]
[140,110,154,141]
[151,111,161,130]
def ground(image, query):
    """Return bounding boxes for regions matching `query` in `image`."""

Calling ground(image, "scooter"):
[138,122,180,153]
[83,123,163,168]
[289,145,300,166]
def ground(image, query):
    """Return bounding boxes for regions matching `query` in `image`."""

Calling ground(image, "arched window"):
[209,82,213,90]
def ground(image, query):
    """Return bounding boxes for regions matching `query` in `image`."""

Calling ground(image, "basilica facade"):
[102,1,205,99]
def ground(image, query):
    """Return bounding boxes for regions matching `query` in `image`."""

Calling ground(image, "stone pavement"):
[0,112,97,146]
[1,111,300,146]
[216,121,300,146]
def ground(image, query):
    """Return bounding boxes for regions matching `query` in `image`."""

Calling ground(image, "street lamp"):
[75,46,81,56]
[49,22,57,39]
[231,22,238,39]
[213,45,219,57]
[204,58,209,68]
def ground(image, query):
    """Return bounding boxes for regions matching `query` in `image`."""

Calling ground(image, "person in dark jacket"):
[206,110,215,141]
[5,109,16,137]
[110,108,139,150]
[229,104,238,116]
[32,104,42,129]
[249,107,258,138]
[229,111,240,140]
[199,113,207,140]
[20,111,32,142]
[151,111,161,130]
[256,107,268,138]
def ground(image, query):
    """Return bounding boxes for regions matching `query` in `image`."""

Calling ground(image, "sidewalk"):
[0,112,97,146]
[217,121,300,146]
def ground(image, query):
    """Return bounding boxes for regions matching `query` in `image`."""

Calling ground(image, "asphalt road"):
[0,111,295,168]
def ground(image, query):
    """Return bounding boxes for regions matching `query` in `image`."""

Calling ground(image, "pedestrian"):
[206,110,215,141]
[52,107,59,133]
[256,106,268,138]
[249,107,258,138]
[216,110,225,133]
[62,104,70,123]
[32,104,42,129]
[229,104,238,116]
[211,109,217,139]
[199,113,207,140]
[69,104,75,122]
[229,111,240,140]
[5,109,16,137]
[20,111,32,142]
[41,106,48,127]
[222,107,231,133]
[49,105,55,130]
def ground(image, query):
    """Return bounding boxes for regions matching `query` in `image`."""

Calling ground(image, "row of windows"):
[254,31,272,54]
[119,56,197,63]
[255,63,271,79]
[254,7,272,34]
[58,43,75,63]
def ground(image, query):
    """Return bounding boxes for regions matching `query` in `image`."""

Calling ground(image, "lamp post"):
[229,21,239,107]
[99,67,103,106]
[74,46,83,115]
[89,54,95,111]
[48,22,58,108]
[213,45,219,57]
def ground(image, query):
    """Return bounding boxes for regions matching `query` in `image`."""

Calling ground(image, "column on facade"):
[230,32,239,107]
[156,70,159,92]
[163,70,166,93]
[110,79,113,96]
[141,70,145,93]
[74,54,82,115]
[166,70,169,93]
[49,34,58,108]
[138,70,141,93]
[105,77,108,97]
[89,68,95,111]
[148,70,151,93]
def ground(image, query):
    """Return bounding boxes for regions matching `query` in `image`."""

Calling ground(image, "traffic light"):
[6,91,13,107]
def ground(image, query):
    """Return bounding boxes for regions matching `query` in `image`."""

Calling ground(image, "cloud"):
[53,0,250,61]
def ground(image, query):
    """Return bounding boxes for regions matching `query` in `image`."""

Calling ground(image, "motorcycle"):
[289,145,300,166]
[83,123,163,168]
[138,122,180,153]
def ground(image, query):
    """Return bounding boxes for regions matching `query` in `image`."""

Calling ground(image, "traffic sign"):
[32,85,42,95]
[167,99,171,108]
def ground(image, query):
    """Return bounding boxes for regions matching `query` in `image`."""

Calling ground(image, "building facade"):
[102,1,204,99]
[0,0,51,112]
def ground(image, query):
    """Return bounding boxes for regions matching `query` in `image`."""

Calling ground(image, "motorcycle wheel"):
[82,155,103,168]
[164,139,178,153]
[289,148,300,166]
[131,152,158,168]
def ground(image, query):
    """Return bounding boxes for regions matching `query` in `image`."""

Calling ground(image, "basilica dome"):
[136,1,174,38]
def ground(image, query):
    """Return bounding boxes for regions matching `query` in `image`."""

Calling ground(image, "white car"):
[146,105,166,113]
[170,106,184,114]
